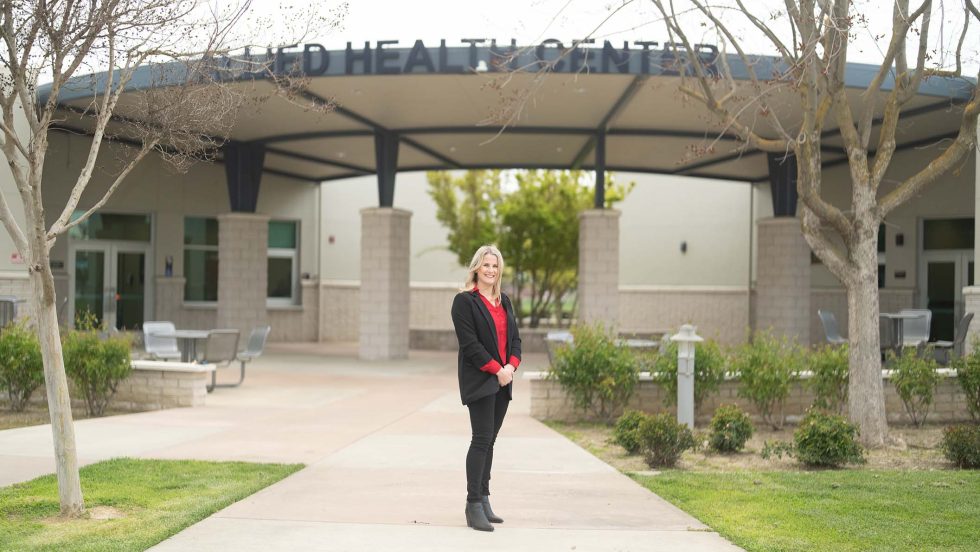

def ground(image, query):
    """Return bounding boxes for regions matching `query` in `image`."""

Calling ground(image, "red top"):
[474,288,521,375]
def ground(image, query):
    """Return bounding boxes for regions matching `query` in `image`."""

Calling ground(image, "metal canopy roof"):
[45,43,977,184]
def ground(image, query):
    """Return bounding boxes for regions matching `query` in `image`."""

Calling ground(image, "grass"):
[634,470,980,552]
[0,457,303,551]
[548,421,980,551]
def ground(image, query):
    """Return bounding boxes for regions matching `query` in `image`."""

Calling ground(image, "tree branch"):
[48,139,159,242]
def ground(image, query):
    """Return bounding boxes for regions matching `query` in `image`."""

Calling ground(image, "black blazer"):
[451,289,522,405]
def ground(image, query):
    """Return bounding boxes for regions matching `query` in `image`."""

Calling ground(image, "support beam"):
[223,141,266,213]
[767,152,798,217]
[595,132,606,209]
[374,131,399,207]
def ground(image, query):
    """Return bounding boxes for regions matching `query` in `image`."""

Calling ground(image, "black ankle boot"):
[481,496,503,523]
[465,501,494,531]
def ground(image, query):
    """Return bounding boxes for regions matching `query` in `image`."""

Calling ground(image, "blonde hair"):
[462,244,505,303]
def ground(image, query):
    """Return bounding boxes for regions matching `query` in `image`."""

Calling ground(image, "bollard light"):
[670,324,703,429]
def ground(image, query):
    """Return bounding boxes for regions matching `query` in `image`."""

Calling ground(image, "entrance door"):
[920,252,973,342]
[70,245,148,330]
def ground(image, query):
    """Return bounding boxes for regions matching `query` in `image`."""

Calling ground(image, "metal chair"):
[142,321,181,361]
[202,329,241,392]
[817,310,847,345]
[232,325,271,388]
[898,308,932,347]
[934,312,974,366]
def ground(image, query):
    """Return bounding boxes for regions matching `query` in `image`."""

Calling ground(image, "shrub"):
[939,425,980,468]
[806,344,848,414]
[636,412,696,468]
[708,404,754,453]
[613,410,650,454]
[0,321,44,411]
[653,336,727,411]
[63,328,132,416]
[550,324,639,422]
[889,347,940,427]
[731,331,801,429]
[793,409,865,468]
[953,343,980,422]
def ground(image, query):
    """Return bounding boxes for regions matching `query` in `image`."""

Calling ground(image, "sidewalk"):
[0,343,741,551]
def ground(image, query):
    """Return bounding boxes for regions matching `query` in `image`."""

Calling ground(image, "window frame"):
[183,216,219,305]
[267,219,300,307]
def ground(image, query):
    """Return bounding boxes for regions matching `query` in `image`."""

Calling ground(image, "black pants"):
[465,387,510,503]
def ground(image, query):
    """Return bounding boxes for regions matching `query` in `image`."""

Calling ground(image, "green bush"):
[708,404,754,453]
[636,412,696,468]
[63,328,132,417]
[550,324,639,422]
[939,425,980,468]
[0,321,44,411]
[889,347,940,427]
[731,331,801,429]
[793,409,865,468]
[653,337,726,411]
[806,344,848,414]
[613,410,650,454]
[953,343,980,422]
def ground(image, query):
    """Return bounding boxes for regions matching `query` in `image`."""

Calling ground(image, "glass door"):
[72,246,108,326]
[920,252,972,342]
[70,244,148,330]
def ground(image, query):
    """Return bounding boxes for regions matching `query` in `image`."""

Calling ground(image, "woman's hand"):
[496,365,514,386]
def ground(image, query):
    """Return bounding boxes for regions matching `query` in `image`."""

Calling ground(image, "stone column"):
[578,209,621,329]
[360,207,411,360]
[966,129,980,354]
[755,217,811,344]
[216,213,269,335]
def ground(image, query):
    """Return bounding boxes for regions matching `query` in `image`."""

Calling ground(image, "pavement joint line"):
[210,516,712,532]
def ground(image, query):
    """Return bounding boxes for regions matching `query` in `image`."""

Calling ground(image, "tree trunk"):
[29,251,85,517]
[846,235,889,448]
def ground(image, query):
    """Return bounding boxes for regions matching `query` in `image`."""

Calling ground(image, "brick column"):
[360,207,411,360]
[966,127,980,354]
[755,217,810,343]
[578,209,621,329]
[217,213,269,335]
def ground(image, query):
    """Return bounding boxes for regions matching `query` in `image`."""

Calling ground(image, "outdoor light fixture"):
[680,241,687,253]
[475,60,488,72]
[895,233,904,246]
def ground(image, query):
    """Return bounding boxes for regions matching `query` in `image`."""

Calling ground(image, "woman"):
[451,244,522,532]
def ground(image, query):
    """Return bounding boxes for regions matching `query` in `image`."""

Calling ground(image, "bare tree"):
[636,0,980,447]
[492,0,978,446]
[0,0,337,516]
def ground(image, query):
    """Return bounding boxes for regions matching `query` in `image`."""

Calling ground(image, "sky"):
[235,0,980,73]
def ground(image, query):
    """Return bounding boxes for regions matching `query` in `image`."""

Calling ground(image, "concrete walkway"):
[0,344,740,551]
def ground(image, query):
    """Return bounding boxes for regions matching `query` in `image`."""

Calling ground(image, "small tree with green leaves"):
[806,344,849,414]
[953,340,980,422]
[732,331,802,430]
[549,323,639,422]
[889,347,940,427]
[63,312,133,417]
[428,169,631,327]
[0,320,44,411]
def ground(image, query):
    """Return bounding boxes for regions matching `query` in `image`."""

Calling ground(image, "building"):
[1,42,976,357]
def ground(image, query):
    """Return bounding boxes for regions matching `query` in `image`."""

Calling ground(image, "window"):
[268,220,298,305]
[878,224,885,288]
[69,213,151,242]
[184,217,218,302]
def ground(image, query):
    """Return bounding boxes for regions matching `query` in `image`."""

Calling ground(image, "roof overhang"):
[42,41,977,184]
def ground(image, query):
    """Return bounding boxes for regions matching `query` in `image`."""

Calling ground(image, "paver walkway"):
[0,343,741,551]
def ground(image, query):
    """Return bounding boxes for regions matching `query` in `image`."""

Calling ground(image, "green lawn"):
[634,470,980,552]
[0,457,303,551]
